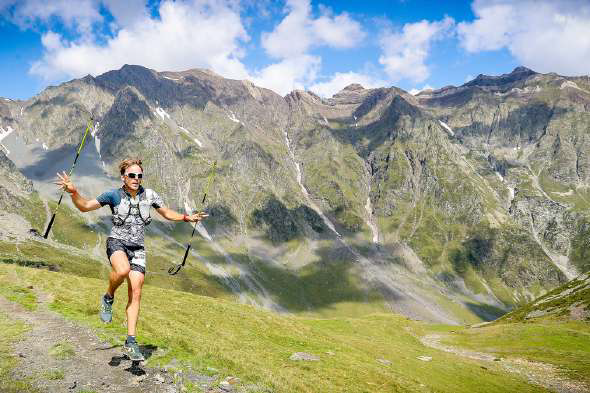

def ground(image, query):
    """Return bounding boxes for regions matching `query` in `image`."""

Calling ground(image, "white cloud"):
[253,0,366,94]
[0,0,101,34]
[30,1,251,81]
[21,0,368,97]
[40,31,63,51]
[102,0,148,28]
[458,0,590,75]
[309,71,386,98]
[378,16,454,83]
[251,55,321,95]
[409,85,434,95]
[312,6,366,49]
[261,0,365,59]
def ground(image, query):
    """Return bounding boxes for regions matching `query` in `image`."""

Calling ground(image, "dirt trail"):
[0,291,183,393]
[420,334,588,393]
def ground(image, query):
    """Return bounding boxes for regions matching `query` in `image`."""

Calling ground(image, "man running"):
[55,158,207,361]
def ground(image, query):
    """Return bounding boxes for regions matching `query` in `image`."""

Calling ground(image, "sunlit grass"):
[0,264,550,393]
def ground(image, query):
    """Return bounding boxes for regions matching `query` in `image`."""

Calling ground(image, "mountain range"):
[1,64,589,324]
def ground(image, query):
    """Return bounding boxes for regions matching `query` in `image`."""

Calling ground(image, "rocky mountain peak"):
[511,66,535,74]
[341,83,365,92]
[95,64,158,91]
[328,83,372,106]
[464,66,537,89]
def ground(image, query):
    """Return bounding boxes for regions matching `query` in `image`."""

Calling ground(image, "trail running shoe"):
[123,341,145,361]
[99,295,113,323]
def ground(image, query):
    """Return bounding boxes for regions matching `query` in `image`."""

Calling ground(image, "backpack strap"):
[138,189,152,225]
[112,188,131,226]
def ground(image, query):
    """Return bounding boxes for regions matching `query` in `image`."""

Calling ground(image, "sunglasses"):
[125,173,143,179]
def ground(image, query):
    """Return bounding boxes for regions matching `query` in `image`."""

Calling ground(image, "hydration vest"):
[112,188,153,226]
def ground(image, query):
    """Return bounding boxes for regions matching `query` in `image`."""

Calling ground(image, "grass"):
[0,283,37,311]
[43,369,65,380]
[0,312,39,393]
[0,263,552,393]
[439,321,590,386]
[19,192,47,232]
[47,201,102,251]
[49,342,75,360]
[0,240,104,279]
[498,274,590,322]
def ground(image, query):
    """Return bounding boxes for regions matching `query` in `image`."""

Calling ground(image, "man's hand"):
[54,171,77,194]
[187,211,209,222]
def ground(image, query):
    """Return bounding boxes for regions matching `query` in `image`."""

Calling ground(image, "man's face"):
[122,164,143,191]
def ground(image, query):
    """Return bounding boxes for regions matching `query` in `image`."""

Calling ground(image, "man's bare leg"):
[100,251,131,323]
[125,270,144,336]
[107,251,131,296]
[122,270,145,361]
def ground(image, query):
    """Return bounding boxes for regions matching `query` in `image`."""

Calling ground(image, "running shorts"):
[106,237,146,274]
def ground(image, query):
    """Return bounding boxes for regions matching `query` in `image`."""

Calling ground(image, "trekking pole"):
[43,117,94,239]
[169,160,217,275]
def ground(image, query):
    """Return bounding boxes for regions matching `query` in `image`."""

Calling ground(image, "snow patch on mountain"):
[438,120,454,136]
[178,125,202,147]
[154,107,171,120]
[227,111,241,124]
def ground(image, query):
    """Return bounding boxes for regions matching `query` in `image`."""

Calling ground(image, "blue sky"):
[0,0,588,100]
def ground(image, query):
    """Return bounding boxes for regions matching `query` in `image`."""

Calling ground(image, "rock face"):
[1,65,589,323]
[0,149,33,211]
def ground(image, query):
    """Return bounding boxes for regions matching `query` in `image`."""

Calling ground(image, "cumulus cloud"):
[15,0,367,96]
[309,71,386,98]
[254,0,366,94]
[0,0,101,34]
[261,0,365,59]
[29,1,251,81]
[378,16,454,83]
[102,0,148,28]
[251,55,321,95]
[458,0,590,75]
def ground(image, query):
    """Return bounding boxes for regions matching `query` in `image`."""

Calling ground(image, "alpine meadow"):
[0,0,590,391]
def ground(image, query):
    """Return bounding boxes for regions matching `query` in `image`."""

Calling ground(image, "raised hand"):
[188,211,209,223]
[54,171,77,194]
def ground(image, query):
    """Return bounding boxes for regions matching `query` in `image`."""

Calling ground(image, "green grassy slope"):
[438,321,590,386]
[0,264,554,393]
[498,272,590,323]
[436,273,590,386]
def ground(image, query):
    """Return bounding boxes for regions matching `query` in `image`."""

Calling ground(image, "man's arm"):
[54,171,102,212]
[71,193,102,212]
[155,207,208,222]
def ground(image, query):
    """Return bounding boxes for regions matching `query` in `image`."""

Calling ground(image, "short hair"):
[119,158,143,175]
